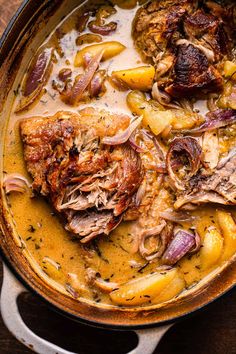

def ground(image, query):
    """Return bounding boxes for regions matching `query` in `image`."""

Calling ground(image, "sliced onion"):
[189,230,201,254]
[129,132,146,153]
[159,209,196,223]
[102,116,142,145]
[217,146,236,169]
[162,229,197,265]
[184,109,236,134]
[89,70,106,97]
[139,220,166,260]
[65,284,79,298]
[43,257,61,270]
[166,137,202,190]
[3,173,31,194]
[88,21,117,35]
[94,278,118,293]
[15,48,53,113]
[62,50,103,105]
[152,83,180,109]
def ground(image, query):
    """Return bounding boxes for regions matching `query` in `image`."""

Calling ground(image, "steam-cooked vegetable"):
[74,41,126,67]
[110,268,178,306]
[216,210,236,261]
[224,61,236,79]
[152,273,185,304]
[200,227,223,270]
[127,91,173,135]
[111,66,155,91]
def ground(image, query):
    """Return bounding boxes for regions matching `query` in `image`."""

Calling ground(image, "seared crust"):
[133,0,234,97]
[20,109,143,243]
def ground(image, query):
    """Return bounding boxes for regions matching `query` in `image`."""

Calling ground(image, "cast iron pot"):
[0,1,236,353]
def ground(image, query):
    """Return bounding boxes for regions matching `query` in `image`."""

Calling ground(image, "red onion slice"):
[166,137,202,190]
[62,50,103,105]
[183,109,236,134]
[162,229,197,265]
[3,173,31,194]
[88,21,117,35]
[15,48,53,113]
[102,116,142,145]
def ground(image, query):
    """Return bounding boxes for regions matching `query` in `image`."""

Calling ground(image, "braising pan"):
[0,1,236,353]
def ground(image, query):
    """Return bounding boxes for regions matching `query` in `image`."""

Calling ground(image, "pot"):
[0,1,236,353]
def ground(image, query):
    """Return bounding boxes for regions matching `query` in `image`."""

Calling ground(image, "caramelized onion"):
[88,21,117,35]
[102,116,142,145]
[166,137,202,190]
[3,173,31,194]
[139,220,166,260]
[152,83,180,109]
[159,209,196,223]
[217,147,236,169]
[15,48,53,113]
[61,50,103,105]
[162,229,197,265]
[184,109,236,134]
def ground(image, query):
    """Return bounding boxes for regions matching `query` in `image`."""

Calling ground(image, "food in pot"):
[3,0,236,309]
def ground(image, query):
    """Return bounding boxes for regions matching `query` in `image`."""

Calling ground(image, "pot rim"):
[0,0,235,331]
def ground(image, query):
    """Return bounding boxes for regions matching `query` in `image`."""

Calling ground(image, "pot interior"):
[0,0,236,329]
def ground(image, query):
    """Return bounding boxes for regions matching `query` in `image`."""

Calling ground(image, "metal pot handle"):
[1,264,172,354]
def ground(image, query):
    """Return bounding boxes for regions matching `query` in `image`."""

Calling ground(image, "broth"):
[3,0,236,309]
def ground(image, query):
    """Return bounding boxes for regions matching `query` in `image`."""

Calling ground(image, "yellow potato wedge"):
[111,66,155,91]
[152,273,185,304]
[224,60,236,79]
[200,227,223,270]
[74,41,126,67]
[110,268,177,306]
[216,210,236,261]
[127,90,173,135]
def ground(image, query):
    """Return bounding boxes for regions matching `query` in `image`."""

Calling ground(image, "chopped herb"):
[26,236,32,241]
[143,295,151,298]
[28,225,36,233]
[35,244,40,250]
[126,297,135,301]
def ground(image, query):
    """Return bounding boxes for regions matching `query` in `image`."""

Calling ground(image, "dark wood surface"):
[0,1,236,353]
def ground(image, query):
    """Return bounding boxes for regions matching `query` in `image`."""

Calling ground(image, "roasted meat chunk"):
[133,0,233,97]
[175,151,236,209]
[20,109,143,243]
[165,43,223,97]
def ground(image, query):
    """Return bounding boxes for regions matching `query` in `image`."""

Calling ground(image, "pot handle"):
[1,264,172,354]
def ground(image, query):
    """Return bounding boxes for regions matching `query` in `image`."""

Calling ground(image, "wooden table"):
[0,1,236,353]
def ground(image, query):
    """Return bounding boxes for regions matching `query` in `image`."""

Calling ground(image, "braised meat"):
[175,151,236,209]
[166,43,223,97]
[133,0,234,97]
[20,109,143,243]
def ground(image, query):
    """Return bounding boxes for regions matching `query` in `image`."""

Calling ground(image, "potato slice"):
[216,210,236,261]
[200,227,223,270]
[152,274,185,304]
[127,91,173,135]
[110,268,177,306]
[74,41,126,67]
[224,60,236,79]
[111,66,155,91]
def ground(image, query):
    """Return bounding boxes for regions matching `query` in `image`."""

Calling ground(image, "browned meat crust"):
[165,44,223,97]
[20,109,143,243]
[133,0,234,97]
